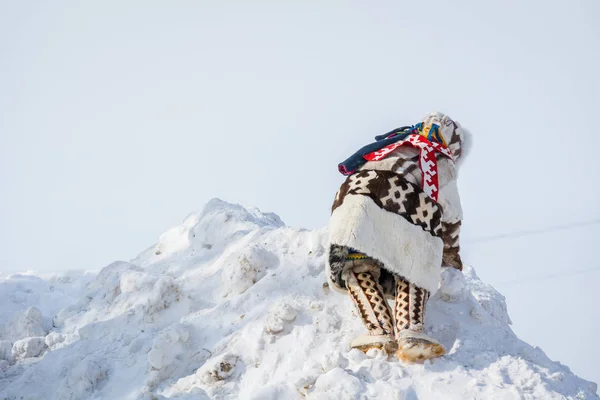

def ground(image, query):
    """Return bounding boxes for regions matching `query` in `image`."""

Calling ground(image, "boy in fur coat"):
[327,112,469,363]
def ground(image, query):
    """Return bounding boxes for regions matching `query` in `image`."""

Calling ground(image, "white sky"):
[1,0,599,389]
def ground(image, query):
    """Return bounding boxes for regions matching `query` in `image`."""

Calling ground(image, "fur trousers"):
[344,257,429,337]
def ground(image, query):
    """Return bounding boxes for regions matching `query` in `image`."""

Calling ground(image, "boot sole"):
[395,337,446,363]
[353,340,398,354]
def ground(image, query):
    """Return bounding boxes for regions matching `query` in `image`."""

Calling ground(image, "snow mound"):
[0,199,597,399]
[0,271,95,342]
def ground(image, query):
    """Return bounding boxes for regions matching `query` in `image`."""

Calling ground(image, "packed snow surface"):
[0,199,597,399]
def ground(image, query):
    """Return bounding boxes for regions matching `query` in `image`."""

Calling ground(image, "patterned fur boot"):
[346,269,396,353]
[394,276,445,363]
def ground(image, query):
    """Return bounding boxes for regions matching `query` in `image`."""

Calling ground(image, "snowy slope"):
[0,199,597,400]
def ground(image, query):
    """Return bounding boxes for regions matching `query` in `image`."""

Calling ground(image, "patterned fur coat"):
[327,112,469,295]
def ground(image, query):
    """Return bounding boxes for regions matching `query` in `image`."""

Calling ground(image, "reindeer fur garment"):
[327,112,468,295]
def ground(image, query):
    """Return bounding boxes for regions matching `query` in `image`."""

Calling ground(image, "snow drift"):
[0,199,597,399]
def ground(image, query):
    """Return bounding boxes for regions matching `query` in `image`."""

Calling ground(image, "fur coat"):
[327,112,469,295]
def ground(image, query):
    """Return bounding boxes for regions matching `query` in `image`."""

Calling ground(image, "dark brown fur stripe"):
[442,246,463,271]
[453,146,462,159]
[391,155,419,173]
[404,163,420,176]
[446,121,462,159]
[448,122,461,145]
[441,221,461,248]
[441,221,462,270]
[331,170,443,237]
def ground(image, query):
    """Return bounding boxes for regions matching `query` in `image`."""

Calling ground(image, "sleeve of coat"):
[437,162,464,271]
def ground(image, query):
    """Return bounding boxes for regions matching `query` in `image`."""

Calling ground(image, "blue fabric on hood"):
[338,126,415,175]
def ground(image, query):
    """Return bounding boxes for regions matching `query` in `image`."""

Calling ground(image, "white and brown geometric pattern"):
[409,283,428,333]
[363,133,453,202]
[346,270,394,336]
[395,276,430,334]
[394,277,410,333]
[331,170,443,237]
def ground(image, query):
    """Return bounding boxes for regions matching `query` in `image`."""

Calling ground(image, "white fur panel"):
[436,159,463,224]
[455,125,472,171]
[328,195,443,294]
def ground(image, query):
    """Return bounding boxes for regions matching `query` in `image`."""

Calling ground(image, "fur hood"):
[421,111,472,171]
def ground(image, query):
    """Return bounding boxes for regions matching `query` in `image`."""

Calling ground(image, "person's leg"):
[394,276,445,362]
[345,259,396,353]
